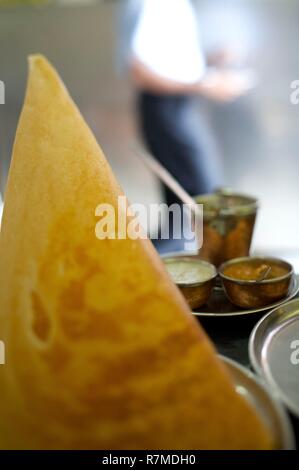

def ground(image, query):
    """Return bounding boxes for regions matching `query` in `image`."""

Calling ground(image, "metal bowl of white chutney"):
[163,255,217,309]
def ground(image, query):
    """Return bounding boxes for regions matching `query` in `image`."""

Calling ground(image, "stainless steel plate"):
[221,355,295,449]
[193,276,299,317]
[249,298,299,418]
[161,252,299,317]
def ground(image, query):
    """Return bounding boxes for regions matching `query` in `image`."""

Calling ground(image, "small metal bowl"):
[219,257,294,309]
[163,256,217,309]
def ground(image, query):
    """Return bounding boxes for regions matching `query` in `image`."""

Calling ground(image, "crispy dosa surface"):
[0,56,272,449]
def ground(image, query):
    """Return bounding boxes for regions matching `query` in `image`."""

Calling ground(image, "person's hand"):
[198,70,252,103]
[207,47,244,68]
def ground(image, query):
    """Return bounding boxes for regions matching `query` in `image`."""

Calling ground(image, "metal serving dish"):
[219,257,294,309]
[161,252,299,317]
[249,299,299,418]
[195,190,258,267]
[221,356,295,449]
[163,256,217,309]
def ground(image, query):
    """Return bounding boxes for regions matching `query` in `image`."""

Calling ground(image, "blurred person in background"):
[120,0,249,249]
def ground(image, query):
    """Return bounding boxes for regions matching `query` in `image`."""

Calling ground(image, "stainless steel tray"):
[221,355,295,449]
[161,252,299,317]
[249,298,299,418]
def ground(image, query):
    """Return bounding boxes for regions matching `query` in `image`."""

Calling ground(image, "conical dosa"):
[0,55,272,449]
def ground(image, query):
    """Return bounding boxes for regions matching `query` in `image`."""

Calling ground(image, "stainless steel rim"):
[219,256,294,285]
[221,355,295,450]
[162,255,217,287]
[194,191,259,218]
[249,298,299,418]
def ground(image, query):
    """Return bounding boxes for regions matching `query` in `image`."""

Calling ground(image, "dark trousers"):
[137,91,222,206]
[137,92,222,252]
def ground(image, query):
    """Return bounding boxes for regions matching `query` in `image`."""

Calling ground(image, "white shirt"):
[131,0,206,84]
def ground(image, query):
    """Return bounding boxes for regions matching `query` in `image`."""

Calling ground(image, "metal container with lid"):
[195,189,258,266]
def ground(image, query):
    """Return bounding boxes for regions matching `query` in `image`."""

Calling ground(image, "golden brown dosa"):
[0,55,272,449]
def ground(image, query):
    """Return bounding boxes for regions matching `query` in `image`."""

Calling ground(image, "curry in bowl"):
[219,257,293,308]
